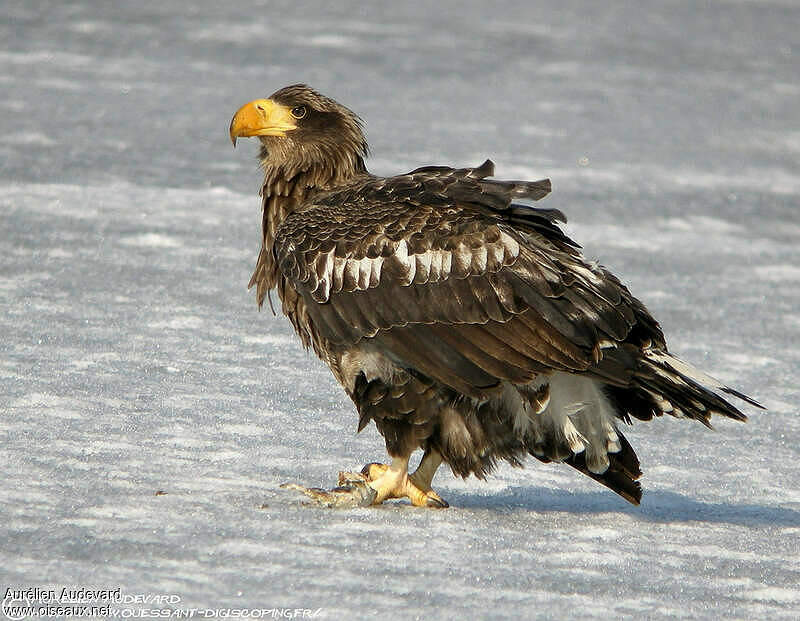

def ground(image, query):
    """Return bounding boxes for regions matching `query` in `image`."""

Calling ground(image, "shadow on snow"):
[445,486,800,527]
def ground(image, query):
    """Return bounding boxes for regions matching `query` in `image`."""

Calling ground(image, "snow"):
[2,0,799,619]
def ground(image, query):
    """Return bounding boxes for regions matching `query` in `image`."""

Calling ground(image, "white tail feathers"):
[637,349,761,424]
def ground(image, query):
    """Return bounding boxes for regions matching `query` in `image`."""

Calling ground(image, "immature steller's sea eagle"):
[230,84,761,508]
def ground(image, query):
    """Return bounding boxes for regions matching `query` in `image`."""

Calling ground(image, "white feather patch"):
[313,249,335,301]
[337,347,399,392]
[471,245,488,272]
[646,350,728,392]
[414,252,432,283]
[369,257,383,288]
[357,257,372,289]
[499,230,520,260]
[522,373,621,473]
[441,251,452,277]
[428,250,443,281]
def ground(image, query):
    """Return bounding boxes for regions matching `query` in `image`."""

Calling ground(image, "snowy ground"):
[2,1,799,619]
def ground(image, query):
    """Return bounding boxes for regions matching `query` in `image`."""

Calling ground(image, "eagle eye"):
[291,105,307,119]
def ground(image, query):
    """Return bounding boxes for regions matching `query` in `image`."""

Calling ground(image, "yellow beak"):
[229,99,297,146]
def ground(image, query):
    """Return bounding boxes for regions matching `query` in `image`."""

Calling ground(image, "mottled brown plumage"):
[230,84,762,507]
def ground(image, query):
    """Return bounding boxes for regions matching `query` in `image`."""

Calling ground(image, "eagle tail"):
[564,428,642,505]
[632,350,763,426]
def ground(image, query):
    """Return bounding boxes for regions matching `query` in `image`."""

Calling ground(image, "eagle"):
[229,84,761,508]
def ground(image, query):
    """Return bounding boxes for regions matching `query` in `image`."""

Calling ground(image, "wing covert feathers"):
[276,164,664,358]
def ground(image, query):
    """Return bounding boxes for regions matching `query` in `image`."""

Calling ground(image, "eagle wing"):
[274,160,665,398]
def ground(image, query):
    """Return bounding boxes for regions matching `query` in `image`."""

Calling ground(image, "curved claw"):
[422,490,449,509]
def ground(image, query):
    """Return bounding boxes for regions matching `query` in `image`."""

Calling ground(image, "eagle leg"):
[410,447,444,497]
[362,450,448,508]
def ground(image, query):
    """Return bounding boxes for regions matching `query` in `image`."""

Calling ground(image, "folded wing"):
[275,161,665,398]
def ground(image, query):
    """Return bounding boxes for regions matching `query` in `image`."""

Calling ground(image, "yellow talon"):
[281,450,447,508]
[361,453,448,508]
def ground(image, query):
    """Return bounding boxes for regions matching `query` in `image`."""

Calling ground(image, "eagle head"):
[230,84,368,176]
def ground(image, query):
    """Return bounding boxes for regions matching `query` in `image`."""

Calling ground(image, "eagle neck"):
[260,159,365,249]
[250,159,367,308]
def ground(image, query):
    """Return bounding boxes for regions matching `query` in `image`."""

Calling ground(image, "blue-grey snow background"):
[2,1,799,619]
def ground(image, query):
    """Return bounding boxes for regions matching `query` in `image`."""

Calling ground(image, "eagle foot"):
[280,451,448,508]
[361,461,449,508]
